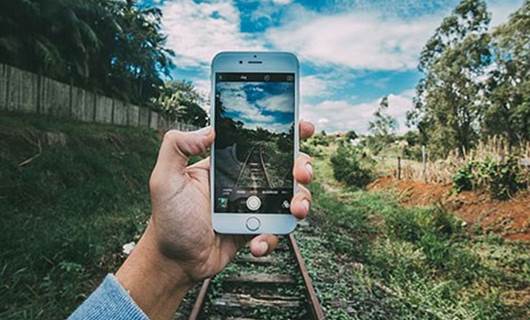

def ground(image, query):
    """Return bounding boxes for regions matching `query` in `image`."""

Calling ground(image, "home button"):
[246,217,261,231]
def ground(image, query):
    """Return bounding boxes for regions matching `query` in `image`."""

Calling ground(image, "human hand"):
[116,120,314,319]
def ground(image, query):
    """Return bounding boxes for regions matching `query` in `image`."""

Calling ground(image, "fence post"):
[397,156,401,180]
[422,145,427,183]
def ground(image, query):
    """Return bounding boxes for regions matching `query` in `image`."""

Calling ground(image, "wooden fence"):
[0,63,197,131]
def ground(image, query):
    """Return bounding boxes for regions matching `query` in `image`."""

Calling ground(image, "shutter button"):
[246,195,261,211]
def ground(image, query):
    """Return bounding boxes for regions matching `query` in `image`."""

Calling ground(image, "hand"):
[116,120,315,319]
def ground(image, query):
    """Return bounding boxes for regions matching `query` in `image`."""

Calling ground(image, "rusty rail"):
[189,278,210,320]
[288,233,325,320]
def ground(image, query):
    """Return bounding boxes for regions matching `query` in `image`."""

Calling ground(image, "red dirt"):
[368,176,530,241]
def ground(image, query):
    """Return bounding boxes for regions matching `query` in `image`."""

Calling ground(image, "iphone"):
[210,52,299,234]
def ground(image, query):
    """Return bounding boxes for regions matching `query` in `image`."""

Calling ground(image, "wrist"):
[116,223,194,320]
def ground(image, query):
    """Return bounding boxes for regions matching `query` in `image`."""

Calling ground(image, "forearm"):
[116,224,194,320]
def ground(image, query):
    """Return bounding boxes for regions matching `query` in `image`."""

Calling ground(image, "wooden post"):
[397,156,401,180]
[422,145,427,183]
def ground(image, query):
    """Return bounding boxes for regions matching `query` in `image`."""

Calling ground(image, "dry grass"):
[380,137,530,184]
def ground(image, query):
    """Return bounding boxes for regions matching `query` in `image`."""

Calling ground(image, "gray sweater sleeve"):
[68,274,149,320]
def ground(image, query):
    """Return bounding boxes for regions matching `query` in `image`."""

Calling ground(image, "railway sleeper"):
[212,292,302,309]
[235,254,278,265]
[223,273,296,285]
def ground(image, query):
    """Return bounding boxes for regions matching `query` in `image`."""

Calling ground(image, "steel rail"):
[258,146,273,188]
[288,233,325,320]
[188,278,211,320]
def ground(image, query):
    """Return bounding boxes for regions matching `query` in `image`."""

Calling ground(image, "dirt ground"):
[368,176,530,241]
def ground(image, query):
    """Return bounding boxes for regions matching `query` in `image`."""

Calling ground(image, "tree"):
[407,0,492,158]
[366,96,397,154]
[345,130,358,141]
[155,80,208,127]
[483,1,530,147]
[0,0,173,107]
[369,96,397,138]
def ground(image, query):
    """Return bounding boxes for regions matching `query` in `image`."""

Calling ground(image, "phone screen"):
[214,72,295,214]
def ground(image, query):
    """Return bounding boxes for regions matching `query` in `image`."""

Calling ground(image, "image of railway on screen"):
[214,72,295,214]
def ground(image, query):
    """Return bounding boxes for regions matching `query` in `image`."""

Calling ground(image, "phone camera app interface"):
[214,73,295,214]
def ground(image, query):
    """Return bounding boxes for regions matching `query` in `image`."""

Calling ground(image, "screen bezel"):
[210,52,299,234]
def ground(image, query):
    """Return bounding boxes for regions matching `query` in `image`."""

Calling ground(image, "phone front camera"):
[239,60,243,64]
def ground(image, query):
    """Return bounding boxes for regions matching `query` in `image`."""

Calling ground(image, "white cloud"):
[257,92,293,113]
[217,82,293,133]
[301,75,329,97]
[273,0,293,4]
[267,10,442,70]
[162,0,263,68]
[301,89,415,134]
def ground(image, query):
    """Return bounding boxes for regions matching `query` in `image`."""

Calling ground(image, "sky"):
[143,0,524,134]
[217,81,294,133]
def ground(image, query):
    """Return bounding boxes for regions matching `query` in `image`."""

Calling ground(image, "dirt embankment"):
[368,176,530,241]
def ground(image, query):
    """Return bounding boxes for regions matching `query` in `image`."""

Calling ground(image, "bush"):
[452,157,526,199]
[330,142,375,188]
[453,162,475,192]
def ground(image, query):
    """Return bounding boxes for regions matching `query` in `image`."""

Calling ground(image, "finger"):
[249,234,279,257]
[156,127,214,174]
[218,235,252,269]
[186,157,210,187]
[291,184,311,219]
[299,120,315,140]
[293,153,312,184]
[188,157,210,170]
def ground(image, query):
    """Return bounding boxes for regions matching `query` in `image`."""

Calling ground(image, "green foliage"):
[407,0,530,157]
[0,0,174,106]
[155,80,208,127]
[408,0,492,158]
[369,96,397,139]
[330,142,375,188]
[0,113,157,318]
[484,1,530,146]
[366,96,398,155]
[453,162,475,192]
[452,157,526,199]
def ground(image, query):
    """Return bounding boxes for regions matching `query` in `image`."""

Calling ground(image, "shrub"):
[300,141,322,157]
[475,157,526,200]
[453,162,474,192]
[330,142,375,188]
[452,157,526,199]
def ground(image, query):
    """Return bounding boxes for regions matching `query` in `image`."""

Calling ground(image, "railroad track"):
[235,145,272,189]
[186,225,324,320]
[181,145,323,318]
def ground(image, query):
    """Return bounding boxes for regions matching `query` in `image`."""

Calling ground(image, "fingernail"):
[302,199,310,212]
[195,127,211,136]
[257,242,268,255]
[305,163,313,176]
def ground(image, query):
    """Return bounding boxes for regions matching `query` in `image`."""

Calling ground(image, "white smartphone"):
[210,51,299,234]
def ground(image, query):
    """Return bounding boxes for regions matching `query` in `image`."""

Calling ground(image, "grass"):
[0,112,160,319]
[2,115,528,319]
[299,148,530,319]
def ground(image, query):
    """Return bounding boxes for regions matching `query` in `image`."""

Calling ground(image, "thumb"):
[155,127,214,174]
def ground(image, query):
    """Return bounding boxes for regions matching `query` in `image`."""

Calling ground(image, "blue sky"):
[217,81,294,133]
[145,0,524,133]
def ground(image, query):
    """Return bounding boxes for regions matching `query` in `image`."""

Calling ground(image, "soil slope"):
[369,176,530,241]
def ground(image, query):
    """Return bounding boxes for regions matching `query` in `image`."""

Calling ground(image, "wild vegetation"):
[300,142,529,319]
[0,113,156,319]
